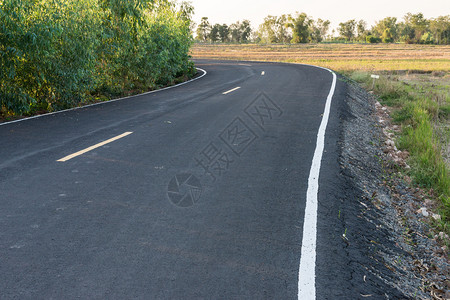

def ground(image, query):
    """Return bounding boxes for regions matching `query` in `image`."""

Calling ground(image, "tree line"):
[195,13,450,45]
[196,17,252,43]
[1,0,195,116]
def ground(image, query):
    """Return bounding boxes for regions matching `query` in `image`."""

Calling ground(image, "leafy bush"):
[382,29,394,43]
[420,32,434,44]
[366,35,381,43]
[0,0,194,116]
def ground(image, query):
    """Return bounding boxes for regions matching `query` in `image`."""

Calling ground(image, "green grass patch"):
[440,104,450,119]
[351,71,450,231]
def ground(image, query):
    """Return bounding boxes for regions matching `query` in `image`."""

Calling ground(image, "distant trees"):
[290,13,313,43]
[196,17,211,42]
[373,17,398,42]
[335,13,449,44]
[311,19,331,43]
[403,13,429,43]
[196,13,330,44]
[256,13,328,44]
[341,13,450,44]
[196,19,251,43]
[430,16,450,44]
[218,24,230,42]
[195,12,450,45]
[230,20,251,42]
[356,20,369,42]
[257,15,291,43]
[338,19,357,41]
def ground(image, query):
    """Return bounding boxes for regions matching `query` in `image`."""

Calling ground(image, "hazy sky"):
[190,0,449,29]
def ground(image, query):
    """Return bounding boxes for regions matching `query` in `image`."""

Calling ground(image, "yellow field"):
[191,43,450,72]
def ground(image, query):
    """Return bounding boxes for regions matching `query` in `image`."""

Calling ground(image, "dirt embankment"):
[340,79,449,299]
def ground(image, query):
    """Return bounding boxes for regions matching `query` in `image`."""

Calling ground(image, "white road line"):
[261,71,265,76]
[298,69,337,299]
[222,87,241,95]
[0,68,207,127]
[57,132,133,162]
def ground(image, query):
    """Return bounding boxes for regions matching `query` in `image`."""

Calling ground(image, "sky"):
[189,0,450,30]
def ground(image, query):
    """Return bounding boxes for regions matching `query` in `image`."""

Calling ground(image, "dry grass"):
[191,43,450,72]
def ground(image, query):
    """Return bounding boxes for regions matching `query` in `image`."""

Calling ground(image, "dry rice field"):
[191,43,450,72]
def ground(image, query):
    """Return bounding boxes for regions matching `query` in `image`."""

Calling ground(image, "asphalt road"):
[0,60,402,299]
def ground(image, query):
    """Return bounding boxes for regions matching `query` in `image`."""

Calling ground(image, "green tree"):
[338,19,356,41]
[0,0,194,115]
[196,17,210,42]
[258,15,294,43]
[403,13,429,43]
[240,20,252,42]
[372,17,398,42]
[0,0,101,113]
[210,24,220,42]
[229,22,241,43]
[258,15,281,43]
[398,22,416,43]
[356,20,369,42]
[289,13,311,43]
[178,1,195,34]
[429,16,450,44]
[275,15,292,43]
[420,32,434,44]
[382,28,394,43]
[218,24,230,42]
[311,18,330,42]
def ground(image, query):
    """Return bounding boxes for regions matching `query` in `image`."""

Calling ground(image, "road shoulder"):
[326,77,448,299]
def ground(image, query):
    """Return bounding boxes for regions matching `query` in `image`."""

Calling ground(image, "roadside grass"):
[349,72,450,232]
[192,43,450,232]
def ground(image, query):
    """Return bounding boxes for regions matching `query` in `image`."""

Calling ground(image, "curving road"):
[0,60,403,299]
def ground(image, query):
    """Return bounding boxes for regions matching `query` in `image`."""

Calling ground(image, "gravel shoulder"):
[338,77,449,299]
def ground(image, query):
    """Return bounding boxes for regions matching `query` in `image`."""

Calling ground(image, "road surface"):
[0,60,403,299]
